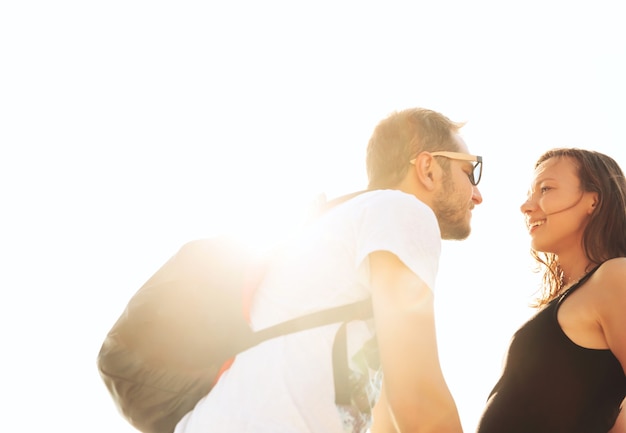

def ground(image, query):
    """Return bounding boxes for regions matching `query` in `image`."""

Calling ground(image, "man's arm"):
[369,250,463,433]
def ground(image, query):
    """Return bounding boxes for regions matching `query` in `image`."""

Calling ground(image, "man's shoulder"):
[359,190,432,216]
[357,189,424,206]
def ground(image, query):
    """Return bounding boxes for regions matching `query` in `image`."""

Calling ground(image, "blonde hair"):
[366,108,464,189]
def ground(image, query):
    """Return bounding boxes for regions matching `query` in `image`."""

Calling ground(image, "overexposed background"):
[2,1,625,432]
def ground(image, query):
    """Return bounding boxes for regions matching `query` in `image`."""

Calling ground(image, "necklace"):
[563,275,584,289]
[560,264,600,295]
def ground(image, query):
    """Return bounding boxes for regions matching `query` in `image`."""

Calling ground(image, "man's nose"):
[472,185,483,205]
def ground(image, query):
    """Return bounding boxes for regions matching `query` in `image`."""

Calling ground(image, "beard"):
[432,177,472,240]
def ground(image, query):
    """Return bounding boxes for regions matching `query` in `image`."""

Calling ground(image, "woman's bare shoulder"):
[592,257,626,313]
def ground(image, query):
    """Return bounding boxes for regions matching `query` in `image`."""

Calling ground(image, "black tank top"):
[476,266,626,433]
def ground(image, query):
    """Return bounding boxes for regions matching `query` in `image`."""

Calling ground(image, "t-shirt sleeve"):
[355,191,441,291]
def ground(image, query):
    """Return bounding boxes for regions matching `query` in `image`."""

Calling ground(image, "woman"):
[477,148,626,433]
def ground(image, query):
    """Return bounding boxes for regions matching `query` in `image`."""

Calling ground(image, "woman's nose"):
[520,197,534,214]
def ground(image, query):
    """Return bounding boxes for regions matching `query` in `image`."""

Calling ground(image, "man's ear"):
[411,152,438,191]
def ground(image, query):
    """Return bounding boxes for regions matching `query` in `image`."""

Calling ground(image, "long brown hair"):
[531,148,626,306]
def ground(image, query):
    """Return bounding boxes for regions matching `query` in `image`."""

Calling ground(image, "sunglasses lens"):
[470,162,482,186]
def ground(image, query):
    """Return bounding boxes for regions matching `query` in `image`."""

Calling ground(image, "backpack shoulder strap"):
[251,297,373,345]
[317,189,371,214]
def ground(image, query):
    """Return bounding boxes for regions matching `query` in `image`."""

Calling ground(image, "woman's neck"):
[559,261,595,292]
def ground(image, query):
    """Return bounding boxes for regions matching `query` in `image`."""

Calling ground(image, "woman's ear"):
[411,152,438,191]
[587,192,599,214]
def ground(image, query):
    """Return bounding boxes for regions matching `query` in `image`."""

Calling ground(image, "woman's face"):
[520,156,597,255]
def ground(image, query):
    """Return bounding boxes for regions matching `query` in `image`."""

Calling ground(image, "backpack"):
[97,192,372,433]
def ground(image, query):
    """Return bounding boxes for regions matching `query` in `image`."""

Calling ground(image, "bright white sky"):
[2,1,625,432]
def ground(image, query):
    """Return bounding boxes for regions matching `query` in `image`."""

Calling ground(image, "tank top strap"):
[557,262,604,305]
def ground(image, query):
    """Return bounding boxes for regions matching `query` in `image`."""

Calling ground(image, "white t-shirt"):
[175,190,441,433]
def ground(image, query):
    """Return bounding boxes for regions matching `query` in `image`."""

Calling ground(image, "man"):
[175,107,483,433]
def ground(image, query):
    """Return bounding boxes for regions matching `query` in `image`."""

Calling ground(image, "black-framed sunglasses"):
[410,151,483,186]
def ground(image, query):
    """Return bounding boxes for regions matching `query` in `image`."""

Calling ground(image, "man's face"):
[432,135,483,240]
